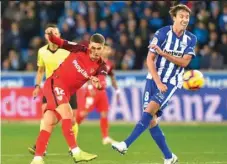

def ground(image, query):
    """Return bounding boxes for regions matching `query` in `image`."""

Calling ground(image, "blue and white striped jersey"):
[147,25,197,88]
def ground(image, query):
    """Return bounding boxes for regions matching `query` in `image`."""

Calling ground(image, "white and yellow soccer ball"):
[183,70,205,91]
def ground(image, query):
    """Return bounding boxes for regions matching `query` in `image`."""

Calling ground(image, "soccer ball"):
[183,70,205,91]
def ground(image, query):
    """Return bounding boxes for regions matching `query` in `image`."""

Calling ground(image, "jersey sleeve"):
[37,49,44,67]
[184,35,197,56]
[96,63,108,89]
[149,29,165,53]
[96,63,108,76]
[108,64,114,76]
[48,34,87,53]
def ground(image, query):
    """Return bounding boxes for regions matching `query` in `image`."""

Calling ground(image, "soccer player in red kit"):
[75,44,119,145]
[30,28,108,164]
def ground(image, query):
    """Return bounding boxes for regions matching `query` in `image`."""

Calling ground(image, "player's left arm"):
[110,74,118,90]
[91,63,108,90]
[150,35,197,68]
[108,66,119,91]
[46,28,87,53]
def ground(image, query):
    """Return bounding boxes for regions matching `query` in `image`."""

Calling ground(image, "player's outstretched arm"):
[45,27,87,53]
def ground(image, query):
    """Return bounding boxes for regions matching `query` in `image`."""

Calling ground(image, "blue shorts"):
[143,79,178,117]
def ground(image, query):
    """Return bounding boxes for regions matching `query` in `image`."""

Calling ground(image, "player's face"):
[89,42,104,61]
[173,10,190,31]
[45,28,60,43]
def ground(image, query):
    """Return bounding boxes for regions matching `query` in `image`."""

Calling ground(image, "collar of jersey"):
[171,25,185,39]
[47,45,59,54]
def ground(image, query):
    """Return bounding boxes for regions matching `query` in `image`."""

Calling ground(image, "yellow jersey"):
[37,44,70,78]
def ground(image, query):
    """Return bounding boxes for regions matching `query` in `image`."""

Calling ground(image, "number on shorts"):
[54,87,65,95]
[144,91,149,101]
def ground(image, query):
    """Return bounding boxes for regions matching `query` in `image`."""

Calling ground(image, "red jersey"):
[48,35,107,95]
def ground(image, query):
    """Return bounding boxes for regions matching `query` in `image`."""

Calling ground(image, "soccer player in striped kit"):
[112,4,197,164]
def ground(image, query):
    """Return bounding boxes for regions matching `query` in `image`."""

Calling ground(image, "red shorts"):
[85,90,109,113]
[43,76,70,111]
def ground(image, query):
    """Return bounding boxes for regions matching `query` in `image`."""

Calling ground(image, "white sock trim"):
[34,156,42,160]
[71,147,80,154]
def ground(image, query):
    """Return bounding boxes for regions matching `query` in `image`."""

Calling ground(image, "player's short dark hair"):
[45,23,58,29]
[169,4,191,18]
[90,33,105,44]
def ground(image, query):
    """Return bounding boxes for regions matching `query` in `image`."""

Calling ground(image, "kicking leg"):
[112,101,160,155]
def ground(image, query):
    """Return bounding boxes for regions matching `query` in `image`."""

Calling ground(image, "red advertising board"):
[1,88,43,120]
[0,88,86,120]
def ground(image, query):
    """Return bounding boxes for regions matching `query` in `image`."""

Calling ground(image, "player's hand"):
[32,86,40,99]
[90,76,101,89]
[148,44,164,55]
[45,27,55,35]
[157,83,168,93]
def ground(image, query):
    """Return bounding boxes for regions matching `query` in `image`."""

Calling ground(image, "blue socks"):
[124,112,153,147]
[149,124,172,159]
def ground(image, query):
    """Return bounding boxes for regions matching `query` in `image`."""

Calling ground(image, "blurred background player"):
[75,44,120,145]
[112,4,196,164]
[28,24,93,157]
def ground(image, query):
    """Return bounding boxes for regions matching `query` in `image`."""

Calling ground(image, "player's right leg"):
[149,112,178,163]
[30,110,59,164]
[56,103,97,163]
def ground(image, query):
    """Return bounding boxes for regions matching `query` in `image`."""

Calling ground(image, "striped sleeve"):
[184,35,197,56]
[149,29,165,53]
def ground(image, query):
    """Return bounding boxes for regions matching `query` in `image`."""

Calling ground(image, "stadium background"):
[1,1,227,164]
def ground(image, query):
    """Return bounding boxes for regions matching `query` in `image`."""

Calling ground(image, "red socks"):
[35,130,51,156]
[62,119,77,149]
[100,117,108,138]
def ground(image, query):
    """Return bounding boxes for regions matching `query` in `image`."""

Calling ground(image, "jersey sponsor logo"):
[163,49,183,58]
[72,60,89,79]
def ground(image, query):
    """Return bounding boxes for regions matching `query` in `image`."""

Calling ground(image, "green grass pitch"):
[1,122,227,164]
